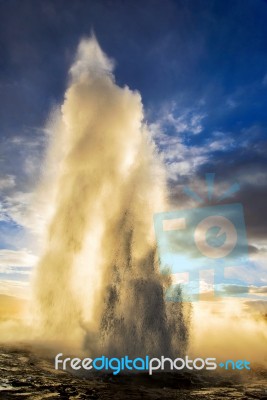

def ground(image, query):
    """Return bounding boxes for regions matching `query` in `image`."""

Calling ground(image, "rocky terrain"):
[0,345,267,399]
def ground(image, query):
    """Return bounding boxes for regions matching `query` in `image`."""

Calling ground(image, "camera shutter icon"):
[154,201,249,301]
[194,215,238,259]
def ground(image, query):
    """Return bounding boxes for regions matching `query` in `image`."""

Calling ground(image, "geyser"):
[34,36,189,358]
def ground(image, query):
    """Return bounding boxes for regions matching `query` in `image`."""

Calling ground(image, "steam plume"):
[34,36,189,357]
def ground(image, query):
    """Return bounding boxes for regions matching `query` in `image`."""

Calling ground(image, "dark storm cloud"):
[191,138,267,241]
[247,245,266,255]
[221,285,249,295]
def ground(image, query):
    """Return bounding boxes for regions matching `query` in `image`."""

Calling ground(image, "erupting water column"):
[34,36,189,358]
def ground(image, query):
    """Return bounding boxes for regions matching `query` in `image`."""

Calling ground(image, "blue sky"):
[0,0,267,299]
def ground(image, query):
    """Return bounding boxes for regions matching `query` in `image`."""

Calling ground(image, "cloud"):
[152,130,207,180]
[248,244,267,254]
[0,191,33,225]
[150,113,266,186]
[226,98,238,109]
[0,249,37,270]
[207,131,236,152]
[203,125,264,155]
[0,175,16,190]
[249,285,267,294]
[219,285,267,301]
[0,266,32,276]
[0,131,46,213]
[193,134,267,242]
[0,130,58,242]
[149,105,208,181]
[221,284,249,295]
[151,102,206,135]
[0,191,46,248]
[165,109,205,135]
[0,129,49,240]
[0,249,35,299]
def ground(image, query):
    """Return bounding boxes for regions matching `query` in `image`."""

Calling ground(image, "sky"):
[0,0,267,310]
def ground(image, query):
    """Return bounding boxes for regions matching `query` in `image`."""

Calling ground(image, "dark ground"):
[0,345,266,399]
